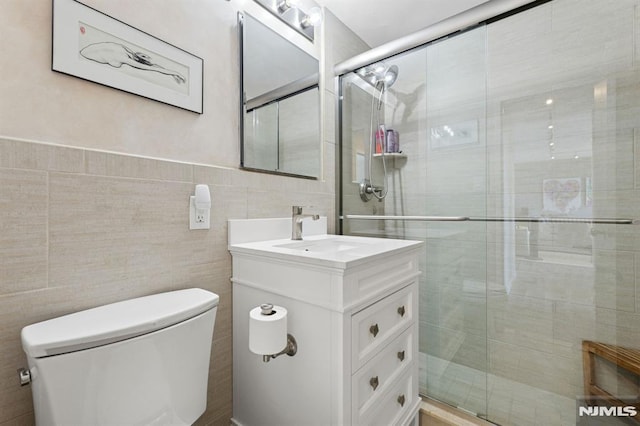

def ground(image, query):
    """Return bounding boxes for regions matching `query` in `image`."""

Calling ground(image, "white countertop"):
[229,234,423,269]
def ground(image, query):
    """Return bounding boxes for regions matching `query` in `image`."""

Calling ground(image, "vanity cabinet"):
[229,227,422,426]
[351,285,417,425]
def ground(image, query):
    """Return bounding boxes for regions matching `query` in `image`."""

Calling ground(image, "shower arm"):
[341,215,639,225]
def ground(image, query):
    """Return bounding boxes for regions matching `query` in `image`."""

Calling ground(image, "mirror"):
[239,13,321,179]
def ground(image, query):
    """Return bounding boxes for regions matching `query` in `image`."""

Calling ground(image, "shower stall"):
[337,0,640,424]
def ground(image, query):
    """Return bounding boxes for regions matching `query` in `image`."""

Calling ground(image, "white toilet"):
[20,288,219,426]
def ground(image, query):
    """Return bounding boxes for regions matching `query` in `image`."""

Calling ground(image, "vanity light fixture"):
[301,7,322,28]
[277,0,298,13]
[254,0,321,42]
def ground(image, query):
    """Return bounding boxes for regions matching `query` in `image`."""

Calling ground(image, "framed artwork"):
[542,177,582,214]
[429,120,478,150]
[52,0,203,113]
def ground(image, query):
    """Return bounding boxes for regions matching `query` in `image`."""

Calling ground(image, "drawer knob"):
[370,376,379,390]
[397,350,405,361]
[397,394,406,407]
[397,305,406,317]
[370,324,379,337]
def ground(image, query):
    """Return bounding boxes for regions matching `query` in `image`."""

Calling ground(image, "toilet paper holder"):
[262,333,297,363]
[254,303,297,363]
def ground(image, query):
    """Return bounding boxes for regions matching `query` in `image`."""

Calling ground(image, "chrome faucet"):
[291,206,320,240]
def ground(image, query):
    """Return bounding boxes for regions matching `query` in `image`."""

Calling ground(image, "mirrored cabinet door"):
[239,12,320,179]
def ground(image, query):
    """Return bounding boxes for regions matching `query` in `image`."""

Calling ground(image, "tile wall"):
[0,137,334,425]
[0,1,369,426]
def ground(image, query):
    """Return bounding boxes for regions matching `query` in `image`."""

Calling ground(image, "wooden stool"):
[582,340,640,419]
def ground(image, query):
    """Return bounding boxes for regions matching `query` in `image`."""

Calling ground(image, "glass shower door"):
[340,2,640,425]
[485,2,640,424]
[421,27,488,419]
[339,24,490,420]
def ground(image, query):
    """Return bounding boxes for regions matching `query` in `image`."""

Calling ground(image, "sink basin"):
[274,239,371,253]
[229,234,422,268]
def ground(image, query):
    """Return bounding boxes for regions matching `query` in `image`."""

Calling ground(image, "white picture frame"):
[429,120,478,150]
[52,0,204,114]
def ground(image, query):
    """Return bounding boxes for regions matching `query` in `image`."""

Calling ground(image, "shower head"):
[358,63,400,88]
[381,65,399,88]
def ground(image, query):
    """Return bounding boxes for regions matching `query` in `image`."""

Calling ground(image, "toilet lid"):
[21,288,219,358]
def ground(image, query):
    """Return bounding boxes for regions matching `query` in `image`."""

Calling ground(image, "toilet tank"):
[21,288,219,426]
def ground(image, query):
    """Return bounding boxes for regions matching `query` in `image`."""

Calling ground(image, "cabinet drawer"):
[351,284,415,371]
[353,325,414,413]
[356,367,416,426]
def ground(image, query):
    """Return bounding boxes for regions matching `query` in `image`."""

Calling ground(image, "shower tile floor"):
[419,353,578,425]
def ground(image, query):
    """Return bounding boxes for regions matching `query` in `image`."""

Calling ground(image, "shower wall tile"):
[593,250,636,312]
[210,185,249,262]
[85,151,194,182]
[488,294,556,354]
[422,322,487,372]
[552,302,599,356]
[435,282,487,337]
[635,4,640,68]
[423,194,486,218]
[551,0,635,76]
[0,169,48,296]
[487,374,577,426]
[0,288,77,422]
[193,164,235,187]
[637,253,640,313]
[592,130,635,192]
[48,173,197,289]
[636,128,640,189]
[592,189,640,219]
[591,308,640,349]
[0,137,334,425]
[488,339,583,399]
[0,138,84,173]
[487,3,553,98]
[519,257,592,302]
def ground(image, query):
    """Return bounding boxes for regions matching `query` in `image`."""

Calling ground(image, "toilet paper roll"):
[249,305,288,355]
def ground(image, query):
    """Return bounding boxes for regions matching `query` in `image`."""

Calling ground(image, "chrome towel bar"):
[343,215,469,221]
[341,215,638,225]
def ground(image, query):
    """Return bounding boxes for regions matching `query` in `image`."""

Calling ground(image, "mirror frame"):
[238,12,320,180]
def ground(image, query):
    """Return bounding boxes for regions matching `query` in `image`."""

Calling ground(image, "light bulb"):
[307,7,322,25]
[277,0,298,13]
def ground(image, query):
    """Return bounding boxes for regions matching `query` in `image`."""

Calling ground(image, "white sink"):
[229,234,421,268]
[273,238,372,253]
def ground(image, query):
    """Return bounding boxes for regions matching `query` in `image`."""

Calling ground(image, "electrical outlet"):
[189,196,210,230]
